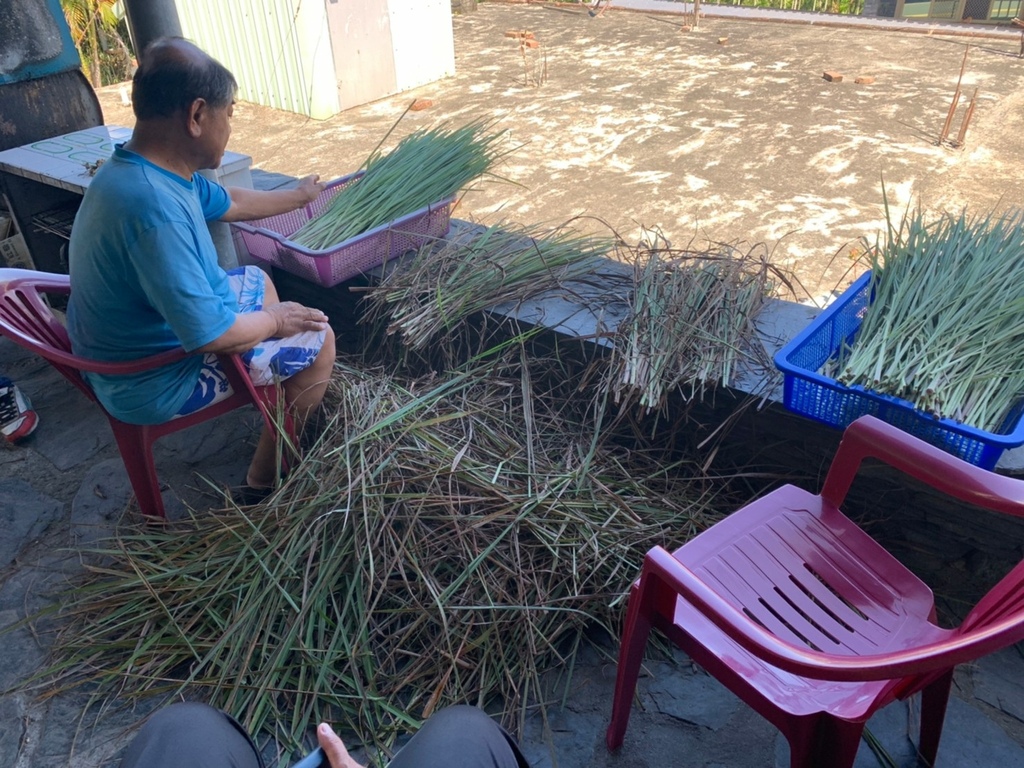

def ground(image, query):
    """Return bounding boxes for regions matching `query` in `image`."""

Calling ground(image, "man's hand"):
[317,723,365,768]
[196,301,329,355]
[265,302,329,338]
[221,173,326,222]
[295,174,326,206]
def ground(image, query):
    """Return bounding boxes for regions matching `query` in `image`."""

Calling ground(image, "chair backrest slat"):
[0,270,96,401]
[3,289,70,352]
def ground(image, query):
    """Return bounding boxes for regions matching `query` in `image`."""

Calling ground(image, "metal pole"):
[123,0,182,56]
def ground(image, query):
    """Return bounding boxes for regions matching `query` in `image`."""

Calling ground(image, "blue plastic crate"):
[774,271,1024,469]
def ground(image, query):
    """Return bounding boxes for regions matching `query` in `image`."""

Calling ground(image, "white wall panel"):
[388,0,455,93]
[175,0,453,117]
[325,0,398,111]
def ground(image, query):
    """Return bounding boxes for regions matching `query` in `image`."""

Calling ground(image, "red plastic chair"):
[0,268,295,519]
[606,415,1024,767]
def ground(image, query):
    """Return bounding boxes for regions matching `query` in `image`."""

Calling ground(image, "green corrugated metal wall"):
[176,0,337,118]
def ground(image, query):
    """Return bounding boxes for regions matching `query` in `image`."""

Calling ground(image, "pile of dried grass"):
[610,230,785,414]
[36,353,727,766]
[366,221,786,421]
[365,220,615,351]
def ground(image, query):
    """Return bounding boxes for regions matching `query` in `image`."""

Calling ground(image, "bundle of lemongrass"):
[611,230,776,413]
[829,206,1024,432]
[291,120,512,250]
[37,354,727,765]
[365,222,615,351]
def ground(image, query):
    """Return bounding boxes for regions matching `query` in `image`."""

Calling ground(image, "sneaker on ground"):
[0,377,39,443]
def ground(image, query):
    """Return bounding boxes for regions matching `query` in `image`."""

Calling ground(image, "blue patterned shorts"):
[175,266,327,417]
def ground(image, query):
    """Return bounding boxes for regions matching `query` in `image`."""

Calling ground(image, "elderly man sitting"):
[68,38,336,499]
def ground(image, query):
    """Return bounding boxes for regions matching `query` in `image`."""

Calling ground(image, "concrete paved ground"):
[5,3,1024,767]
[96,1,1024,304]
[5,322,1024,766]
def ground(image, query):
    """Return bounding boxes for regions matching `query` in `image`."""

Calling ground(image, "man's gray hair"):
[132,37,236,120]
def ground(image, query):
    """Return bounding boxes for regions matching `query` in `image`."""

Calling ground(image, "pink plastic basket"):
[231,173,454,287]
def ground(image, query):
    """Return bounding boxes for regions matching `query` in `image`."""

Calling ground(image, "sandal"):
[231,484,275,506]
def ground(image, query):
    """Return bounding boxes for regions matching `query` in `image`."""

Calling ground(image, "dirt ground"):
[95,3,1024,304]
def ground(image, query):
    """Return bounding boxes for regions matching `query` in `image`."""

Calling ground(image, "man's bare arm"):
[219,174,325,222]
[195,302,329,355]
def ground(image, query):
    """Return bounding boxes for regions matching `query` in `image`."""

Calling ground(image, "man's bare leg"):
[246,274,336,489]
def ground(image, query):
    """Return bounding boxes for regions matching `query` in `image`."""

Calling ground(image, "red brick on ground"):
[823,71,844,82]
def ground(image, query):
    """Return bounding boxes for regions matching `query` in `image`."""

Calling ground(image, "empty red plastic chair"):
[0,268,295,519]
[606,415,1024,767]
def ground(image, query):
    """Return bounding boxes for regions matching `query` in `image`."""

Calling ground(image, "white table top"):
[0,125,250,195]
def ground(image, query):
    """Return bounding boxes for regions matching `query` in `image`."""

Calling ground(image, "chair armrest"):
[0,269,208,376]
[820,415,1024,519]
[643,546,1024,682]
[0,314,192,375]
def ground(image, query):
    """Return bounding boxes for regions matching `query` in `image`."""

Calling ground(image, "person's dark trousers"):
[118,702,264,768]
[388,705,530,768]
[119,702,530,768]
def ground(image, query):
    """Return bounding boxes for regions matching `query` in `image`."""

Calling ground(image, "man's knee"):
[119,702,260,768]
[389,706,527,768]
[319,325,336,363]
[309,326,336,383]
[423,704,496,734]
[282,326,334,409]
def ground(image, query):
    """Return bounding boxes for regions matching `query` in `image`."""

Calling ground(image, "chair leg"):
[917,669,953,766]
[787,716,863,768]
[606,582,655,751]
[110,422,165,519]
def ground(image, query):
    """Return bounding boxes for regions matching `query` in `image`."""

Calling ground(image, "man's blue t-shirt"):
[67,146,236,425]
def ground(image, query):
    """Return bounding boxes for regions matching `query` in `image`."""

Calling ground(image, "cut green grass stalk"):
[829,204,1024,432]
[364,221,615,351]
[291,121,515,250]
